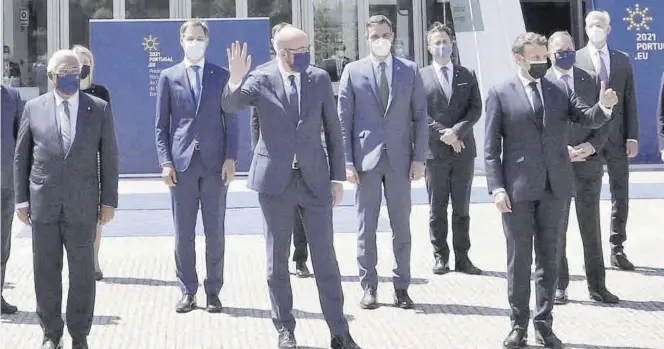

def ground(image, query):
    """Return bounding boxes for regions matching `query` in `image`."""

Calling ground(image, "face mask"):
[429,44,453,59]
[291,52,310,73]
[183,39,206,61]
[336,50,345,58]
[53,73,80,95]
[525,60,548,80]
[370,38,392,57]
[553,51,576,70]
[587,27,606,43]
[80,65,91,79]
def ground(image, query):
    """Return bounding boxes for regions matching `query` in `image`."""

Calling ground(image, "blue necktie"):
[191,65,201,105]
[598,52,609,85]
[287,75,299,117]
[441,66,452,101]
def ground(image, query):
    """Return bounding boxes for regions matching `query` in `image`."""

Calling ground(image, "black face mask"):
[80,65,91,79]
[527,60,549,79]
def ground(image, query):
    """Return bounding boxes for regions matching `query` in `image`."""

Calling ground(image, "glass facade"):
[125,0,169,19]
[192,0,236,18]
[313,0,358,85]
[70,0,113,47]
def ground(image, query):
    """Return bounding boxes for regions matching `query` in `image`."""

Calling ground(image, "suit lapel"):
[65,93,91,159]
[45,93,66,157]
[269,64,297,123]
[299,68,314,119]
[362,58,384,112]
[511,76,541,130]
[577,48,595,73]
[386,58,405,114]
[427,65,449,108]
[177,63,195,106]
[541,78,555,129]
[448,65,459,102]
[196,62,215,115]
[608,49,618,85]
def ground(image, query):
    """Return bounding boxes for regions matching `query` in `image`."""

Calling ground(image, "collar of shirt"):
[183,57,205,70]
[517,70,540,88]
[277,60,301,87]
[54,90,80,110]
[370,54,393,71]
[552,67,574,82]
[431,59,454,75]
[588,43,609,58]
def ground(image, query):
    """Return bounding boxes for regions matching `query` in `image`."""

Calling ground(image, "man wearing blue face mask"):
[155,20,238,314]
[223,26,360,349]
[545,31,619,306]
[14,49,118,349]
[420,22,483,277]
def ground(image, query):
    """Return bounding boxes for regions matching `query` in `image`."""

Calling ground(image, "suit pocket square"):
[456,82,469,86]
[516,156,525,163]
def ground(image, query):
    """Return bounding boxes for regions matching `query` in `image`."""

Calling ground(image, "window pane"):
[3,0,49,97]
[70,0,113,47]
[425,0,460,65]
[192,0,236,18]
[369,0,414,61]
[248,0,293,36]
[125,0,169,19]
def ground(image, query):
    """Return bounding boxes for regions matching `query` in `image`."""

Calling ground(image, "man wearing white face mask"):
[420,22,483,276]
[575,11,639,271]
[338,15,428,311]
[155,20,238,313]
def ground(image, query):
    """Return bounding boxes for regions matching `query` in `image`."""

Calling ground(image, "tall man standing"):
[155,20,238,313]
[576,11,639,270]
[14,49,119,349]
[485,33,616,349]
[421,22,482,276]
[1,84,22,315]
[338,15,427,310]
[545,31,619,305]
[222,26,360,349]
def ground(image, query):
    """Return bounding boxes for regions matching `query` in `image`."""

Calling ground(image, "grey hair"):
[585,11,611,26]
[46,49,81,73]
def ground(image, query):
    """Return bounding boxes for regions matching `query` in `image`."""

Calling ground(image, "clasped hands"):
[439,129,464,153]
[567,142,595,162]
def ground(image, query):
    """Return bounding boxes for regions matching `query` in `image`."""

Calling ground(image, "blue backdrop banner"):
[591,0,664,163]
[90,18,270,174]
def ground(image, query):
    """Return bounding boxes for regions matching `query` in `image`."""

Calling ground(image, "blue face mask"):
[554,50,576,70]
[291,52,310,73]
[54,73,80,95]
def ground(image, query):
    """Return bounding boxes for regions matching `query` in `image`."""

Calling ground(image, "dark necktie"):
[379,61,389,112]
[598,51,609,85]
[441,66,452,101]
[287,75,299,117]
[61,100,72,151]
[528,81,544,122]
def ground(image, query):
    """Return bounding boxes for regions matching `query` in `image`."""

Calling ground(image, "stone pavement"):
[2,172,664,348]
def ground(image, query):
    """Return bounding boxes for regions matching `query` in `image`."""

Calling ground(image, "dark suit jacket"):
[222,63,345,198]
[249,60,277,151]
[484,75,611,203]
[321,57,350,82]
[575,46,638,146]
[658,72,664,153]
[14,92,119,223]
[420,64,482,162]
[82,84,111,104]
[1,85,23,190]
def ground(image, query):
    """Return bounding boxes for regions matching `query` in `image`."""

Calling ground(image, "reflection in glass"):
[125,0,169,19]
[70,0,113,47]
[192,0,236,18]
[369,0,414,60]
[313,0,358,84]
[425,0,459,65]
[249,0,292,55]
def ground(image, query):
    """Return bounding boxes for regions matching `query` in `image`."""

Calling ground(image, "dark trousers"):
[259,170,348,335]
[170,151,227,296]
[600,146,630,251]
[558,159,606,292]
[425,158,474,265]
[291,208,308,263]
[1,188,14,293]
[502,191,567,330]
[32,208,96,341]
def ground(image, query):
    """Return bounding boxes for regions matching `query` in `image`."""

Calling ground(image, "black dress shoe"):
[94,270,104,281]
[277,328,297,349]
[393,289,414,309]
[535,327,564,349]
[554,289,568,305]
[206,294,223,313]
[610,252,635,271]
[331,332,361,349]
[589,288,619,304]
[360,287,378,310]
[175,294,196,313]
[1,297,18,314]
[455,259,482,275]
[40,338,63,349]
[432,259,450,275]
[295,261,311,278]
[502,328,527,349]
[72,337,89,349]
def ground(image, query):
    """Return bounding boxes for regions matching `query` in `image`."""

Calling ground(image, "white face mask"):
[586,27,607,43]
[370,38,392,57]
[183,39,206,61]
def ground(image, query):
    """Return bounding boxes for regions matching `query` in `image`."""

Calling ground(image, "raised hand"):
[227,41,252,84]
[599,80,618,109]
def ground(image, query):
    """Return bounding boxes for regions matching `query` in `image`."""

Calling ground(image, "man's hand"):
[99,206,115,225]
[345,164,360,184]
[626,140,639,158]
[493,192,512,213]
[409,161,425,181]
[221,159,236,186]
[599,80,618,109]
[439,129,458,145]
[568,145,586,162]
[331,182,344,207]
[574,142,595,159]
[16,208,30,226]
[227,41,252,85]
[450,140,465,153]
[161,164,177,187]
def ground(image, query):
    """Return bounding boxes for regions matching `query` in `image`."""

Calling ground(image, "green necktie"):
[379,61,389,112]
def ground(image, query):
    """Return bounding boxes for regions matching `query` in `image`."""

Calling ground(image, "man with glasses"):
[223,25,360,349]
[14,49,119,349]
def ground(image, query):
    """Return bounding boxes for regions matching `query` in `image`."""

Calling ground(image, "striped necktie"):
[61,100,72,151]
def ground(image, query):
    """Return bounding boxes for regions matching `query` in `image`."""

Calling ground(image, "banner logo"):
[623,4,653,31]
[142,35,159,51]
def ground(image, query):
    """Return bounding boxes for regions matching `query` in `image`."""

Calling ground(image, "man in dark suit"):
[485,32,616,349]
[1,84,22,315]
[222,26,360,349]
[420,22,482,276]
[546,31,619,305]
[576,11,639,270]
[338,15,428,311]
[251,22,311,278]
[155,20,238,314]
[14,49,119,349]
[321,44,351,83]
[3,45,21,81]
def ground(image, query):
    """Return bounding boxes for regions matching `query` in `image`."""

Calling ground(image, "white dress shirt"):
[552,67,575,91]
[277,61,301,113]
[517,71,544,112]
[370,54,393,92]
[183,57,205,109]
[588,43,611,80]
[432,59,454,100]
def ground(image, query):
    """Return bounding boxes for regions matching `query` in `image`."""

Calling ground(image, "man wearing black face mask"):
[485,32,617,349]
[545,31,619,306]
[14,49,119,349]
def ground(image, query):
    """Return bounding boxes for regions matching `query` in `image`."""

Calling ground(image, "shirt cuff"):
[161,161,173,167]
[331,180,344,184]
[16,202,29,209]
[227,81,241,92]
[627,139,638,143]
[599,104,612,116]
[492,188,506,195]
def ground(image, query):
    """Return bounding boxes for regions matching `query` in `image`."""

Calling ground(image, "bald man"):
[222,28,360,349]
[14,50,119,349]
